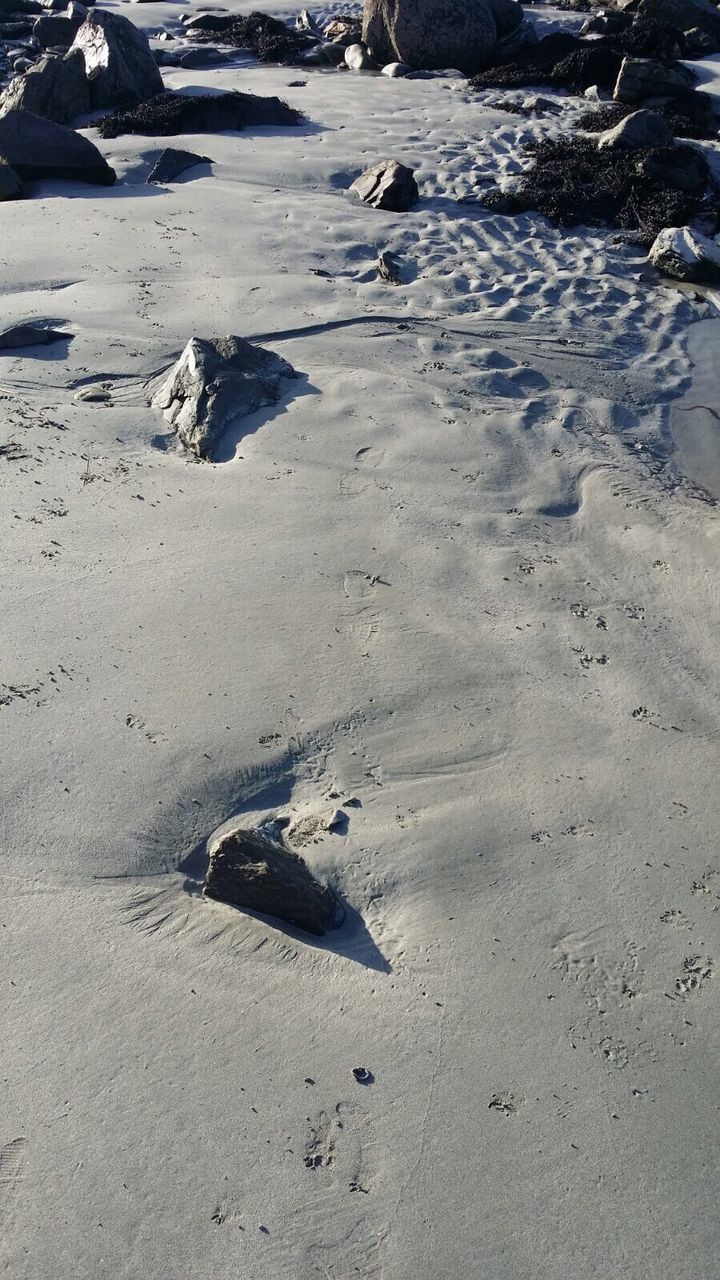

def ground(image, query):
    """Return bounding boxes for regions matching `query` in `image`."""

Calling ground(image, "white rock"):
[598,109,673,152]
[648,226,720,283]
[381,61,411,77]
[345,42,375,70]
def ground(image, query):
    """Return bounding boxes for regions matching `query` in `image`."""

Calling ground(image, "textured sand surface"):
[1,5,720,1277]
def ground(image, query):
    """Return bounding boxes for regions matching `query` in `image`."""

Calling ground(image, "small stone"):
[344,41,375,70]
[598,108,673,152]
[352,1067,374,1085]
[381,61,411,77]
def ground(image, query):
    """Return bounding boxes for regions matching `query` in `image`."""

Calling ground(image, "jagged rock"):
[152,335,297,459]
[96,89,301,138]
[344,41,375,69]
[637,0,720,48]
[324,16,362,41]
[0,109,114,182]
[683,25,718,54]
[0,323,71,348]
[381,60,411,76]
[648,225,720,282]
[598,108,673,150]
[362,0,523,74]
[0,159,22,199]
[0,49,90,123]
[183,11,235,32]
[613,56,697,104]
[71,9,163,109]
[351,158,418,211]
[147,146,210,184]
[203,827,343,935]
[33,11,82,47]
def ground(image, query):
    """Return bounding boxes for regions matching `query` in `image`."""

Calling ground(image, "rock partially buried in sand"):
[0,110,115,184]
[351,159,418,211]
[0,323,72,349]
[648,225,720,283]
[0,159,22,200]
[147,147,211,184]
[381,61,411,77]
[153,335,297,460]
[204,827,344,935]
[344,41,376,70]
[598,108,673,151]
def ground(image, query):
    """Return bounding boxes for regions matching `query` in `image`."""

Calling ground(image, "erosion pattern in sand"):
[1,3,720,1277]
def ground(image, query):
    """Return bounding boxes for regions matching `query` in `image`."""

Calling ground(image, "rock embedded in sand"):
[598,108,673,152]
[363,0,523,74]
[203,827,343,936]
[0,323,71,349]
[0,108,115,184]
[152,334,297,460]
[613,55,697,104]
[71,9,164,109]
[381,61,411,77]
[344,42,376,70]
[147,147,211,184]
[351,159,418,211]
[648,226,720,283]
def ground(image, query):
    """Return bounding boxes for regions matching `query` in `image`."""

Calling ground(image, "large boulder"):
[33,10,83,47]
[0,109,115,183]
[351,158,418,210]
[362,0,523,74]
[613,55,697,103]
[648,225,720,282]
[0,49,90,122]
[96,89,301,138]
[598,108,674,151]
[70,9,163,109]
[203,827,344,935]
[152,335,297,459]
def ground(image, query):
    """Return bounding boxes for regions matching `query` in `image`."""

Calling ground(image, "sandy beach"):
[1,2,720,1276]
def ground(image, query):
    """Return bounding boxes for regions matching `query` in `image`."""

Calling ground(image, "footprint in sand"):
[341,570,384,654]
[0,1137,26,1222]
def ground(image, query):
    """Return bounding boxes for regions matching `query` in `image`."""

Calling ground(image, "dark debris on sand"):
[469,19,692,93]
[96,89,301,138]
[482,134,719,244]
[576,91,718,142]
[191,10,315,62]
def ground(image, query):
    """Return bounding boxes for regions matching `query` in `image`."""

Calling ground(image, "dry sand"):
[1,4,720,1277]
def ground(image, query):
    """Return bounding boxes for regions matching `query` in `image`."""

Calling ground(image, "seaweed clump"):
[481,134,718,244]
[576,91,718,142]
[191,10,314,62]
[96,90,301,139]
[470,18,690,94]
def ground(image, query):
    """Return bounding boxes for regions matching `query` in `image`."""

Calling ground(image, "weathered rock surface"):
[203,827,343,935]
[153,335,297,459]
[648,225,720,282]
[362,0,523,74]
[147,146,210,184]
[0,48,90,123]
[351,158,418,211]
[324,16,362,42]
[637,143,709,194]
[97,89,301,138]
[613,56,697,104]
[598,108,674,151]
[71,9,163,109]
[381,60,411,77]
[0,109,115,183]
[0,159,22,199]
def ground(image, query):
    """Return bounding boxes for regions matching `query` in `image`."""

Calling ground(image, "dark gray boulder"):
[152,335,297,459]
[33,11,82,47]
[0,109,115,183]
[362,0,523,74]
[71,9,163,109]
[0,160,23,200]
[147,147,210,184]
[350,158,418,211]
[637,0,720,48]
[0,49,90,122]
[204,827,343,935]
